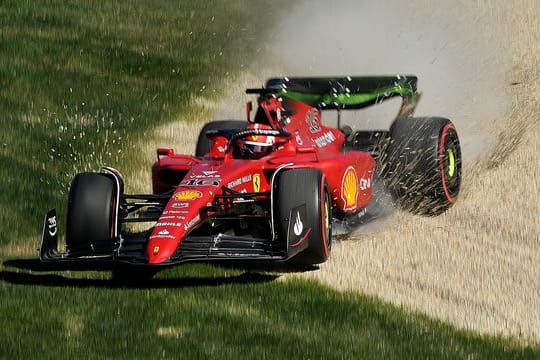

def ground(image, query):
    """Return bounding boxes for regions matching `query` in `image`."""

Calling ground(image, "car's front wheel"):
[66,172,117,252]
[275,168,332,265]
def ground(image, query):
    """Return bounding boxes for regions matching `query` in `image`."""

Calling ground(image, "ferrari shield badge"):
[253,174,261,192]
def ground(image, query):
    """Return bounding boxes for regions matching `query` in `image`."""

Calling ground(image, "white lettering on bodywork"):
[48,216,57,236]
[314,131,336,148]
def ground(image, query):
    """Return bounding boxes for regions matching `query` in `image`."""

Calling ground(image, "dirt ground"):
[291,1,540,342]
[153,1,539,343]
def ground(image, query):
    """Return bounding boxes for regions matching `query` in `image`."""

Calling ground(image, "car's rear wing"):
[262,75,419,113]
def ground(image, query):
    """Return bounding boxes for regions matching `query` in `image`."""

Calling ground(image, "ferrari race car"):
[39,76,461,273]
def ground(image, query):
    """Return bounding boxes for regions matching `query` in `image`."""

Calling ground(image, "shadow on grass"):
[1,259,278,289]
[213,260,319,274]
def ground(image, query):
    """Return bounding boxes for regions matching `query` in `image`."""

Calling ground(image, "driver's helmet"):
[241,123,275,159]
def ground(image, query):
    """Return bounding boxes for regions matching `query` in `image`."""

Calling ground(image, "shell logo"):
[175,190,202,201]
[341,167,358,210]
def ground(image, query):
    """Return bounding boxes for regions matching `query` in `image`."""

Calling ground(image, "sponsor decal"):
[47,216,57,237]
[158,229,170,235]
[172,202,189,209]
[293,212,303,236]
[314,131,336,148]
[159,216,175,220]
[163,209,189,215]
[295,131,303,145]
[189,171,220,179]
[253,174,261,192]
[357,208,367,218]
[184,215,201,231]
[175,190,202,201]
[305,109,321,133]
[149,234,175,240]
[153,246,160,255]
[227,174,252,188]
[288,206,311,248]
[341,166,358,210]
[155,222,182,227]
[359,177,371,191]
[159,215,185,220]
[181,178,220,187]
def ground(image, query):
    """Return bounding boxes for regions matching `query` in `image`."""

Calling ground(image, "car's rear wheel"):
[275,169,332,265]
[195,120,246,157]
[66,172,117,251]
[381,117,462,215]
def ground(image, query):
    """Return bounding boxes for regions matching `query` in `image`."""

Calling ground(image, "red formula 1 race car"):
[39,76,461,273]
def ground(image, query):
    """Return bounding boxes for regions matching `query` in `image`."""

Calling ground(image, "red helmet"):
[241,123,275,159]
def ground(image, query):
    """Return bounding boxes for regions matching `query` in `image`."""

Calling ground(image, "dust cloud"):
[270,0,510,163]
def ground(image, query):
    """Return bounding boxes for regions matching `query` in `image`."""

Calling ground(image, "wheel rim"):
[446,148,456,178]
[439,124,461,202]
[324,189,332,251]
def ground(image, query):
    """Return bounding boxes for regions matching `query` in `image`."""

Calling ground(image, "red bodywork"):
[148,95,376,264]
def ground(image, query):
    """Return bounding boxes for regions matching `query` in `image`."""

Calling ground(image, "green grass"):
[0,263,538,359]
[0,1,538,358]
[0,0,281,246]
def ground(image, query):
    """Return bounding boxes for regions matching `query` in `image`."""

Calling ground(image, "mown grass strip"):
[0,263,538,359]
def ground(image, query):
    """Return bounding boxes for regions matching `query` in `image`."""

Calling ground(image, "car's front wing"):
[39,209,299,266]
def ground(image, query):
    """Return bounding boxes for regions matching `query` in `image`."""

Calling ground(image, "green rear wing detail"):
[264,76,419,111]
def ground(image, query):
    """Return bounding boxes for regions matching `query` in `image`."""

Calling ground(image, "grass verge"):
[0,263,538,359]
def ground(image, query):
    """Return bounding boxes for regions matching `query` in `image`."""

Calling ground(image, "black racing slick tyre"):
[66,172,117,251]
[275,169,332,265]
[382,117,462,216]
[195,120,246,157]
